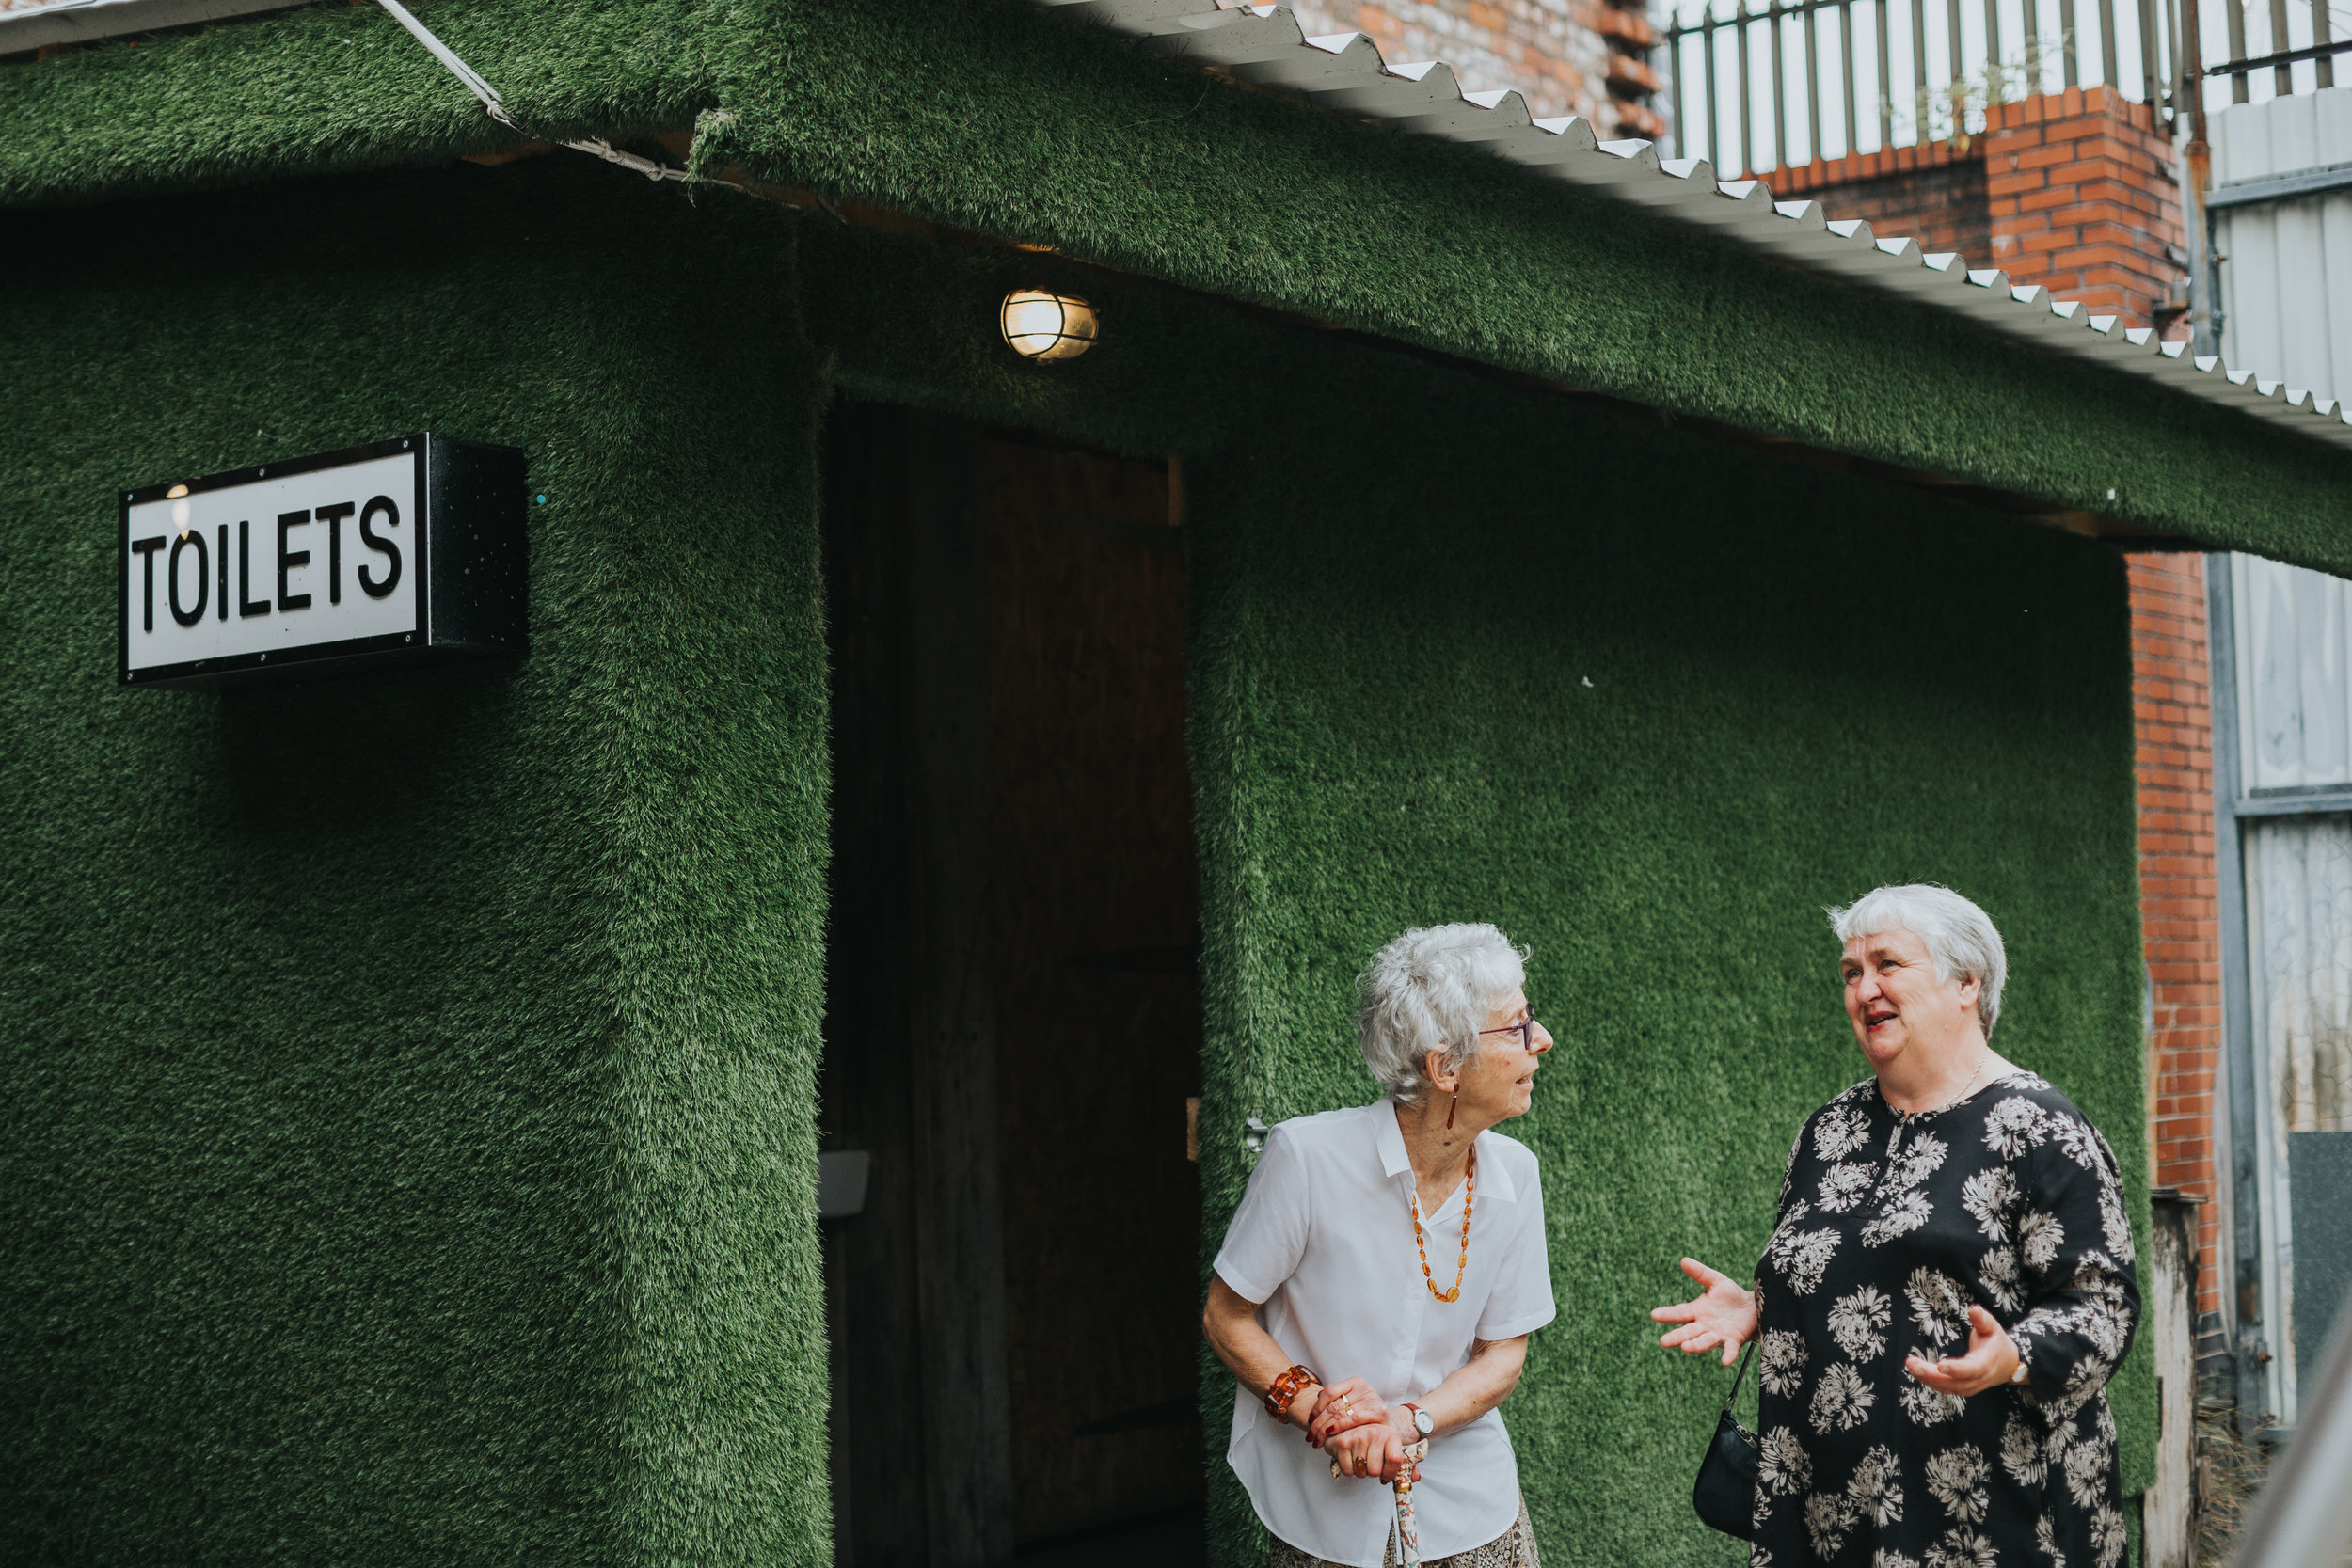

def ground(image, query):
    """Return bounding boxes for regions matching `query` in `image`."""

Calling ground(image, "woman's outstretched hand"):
[1651,1257,1758,1366]
[1905,1305,2023,1397]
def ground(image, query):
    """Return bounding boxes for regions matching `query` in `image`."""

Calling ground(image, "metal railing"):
[2201,0,2342,102]
[1664,0,2347,174]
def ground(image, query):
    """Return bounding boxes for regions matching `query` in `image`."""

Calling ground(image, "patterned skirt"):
[1267,1499,1539,1568]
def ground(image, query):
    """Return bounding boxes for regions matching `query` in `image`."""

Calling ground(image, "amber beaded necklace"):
[1410,1146,1476,1303]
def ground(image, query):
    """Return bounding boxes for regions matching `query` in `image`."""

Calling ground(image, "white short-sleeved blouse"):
[1213,1099,1556,1567]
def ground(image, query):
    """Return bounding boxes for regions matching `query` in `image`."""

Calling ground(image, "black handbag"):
[1692,1338,1759,1539]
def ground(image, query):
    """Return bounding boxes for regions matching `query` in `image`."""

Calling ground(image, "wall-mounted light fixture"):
[1001,289,1099,361]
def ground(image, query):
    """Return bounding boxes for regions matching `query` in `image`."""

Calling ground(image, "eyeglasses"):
[1477,1015,1551,1053]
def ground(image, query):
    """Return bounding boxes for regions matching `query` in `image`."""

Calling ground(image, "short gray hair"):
[1355,924,1529,1104]
[1827,884,2008,1037]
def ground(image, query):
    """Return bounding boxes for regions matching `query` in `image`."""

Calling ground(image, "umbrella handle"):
[1393,1438,1433,1567]
[1327,1435,1435,1564]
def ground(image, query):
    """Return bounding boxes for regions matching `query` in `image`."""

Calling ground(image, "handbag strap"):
[1722,1338,1756,1415]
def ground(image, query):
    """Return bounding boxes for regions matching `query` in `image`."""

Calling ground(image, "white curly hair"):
[1354,923,1529,1104]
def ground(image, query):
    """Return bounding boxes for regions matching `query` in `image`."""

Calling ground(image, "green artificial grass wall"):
[0,160,834,1565]
[0,137,2162,1567]
[782,213,2157,1565]
[5,0,2352,568]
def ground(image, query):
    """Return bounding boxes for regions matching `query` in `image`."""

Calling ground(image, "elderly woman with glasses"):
[1655,885,2140,1568]
[1204,924,1559,1568]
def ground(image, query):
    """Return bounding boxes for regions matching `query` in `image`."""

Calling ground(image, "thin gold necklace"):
[1899,1056,1989,1119]
[1935,1057,1991,1114]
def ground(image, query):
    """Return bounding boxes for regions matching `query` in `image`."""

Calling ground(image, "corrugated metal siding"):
[2214,86,2352,406]
[2211,85,2352,1413]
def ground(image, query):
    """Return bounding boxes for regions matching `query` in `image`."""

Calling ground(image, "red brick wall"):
[1979,88,2185,326]
[1768,150,1990,264]
[1763,88,2185,332]
[2130,552,2227,1325]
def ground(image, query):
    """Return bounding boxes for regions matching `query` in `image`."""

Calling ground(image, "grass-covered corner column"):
[0,159,833,1567]
[1183,356,2155,1567]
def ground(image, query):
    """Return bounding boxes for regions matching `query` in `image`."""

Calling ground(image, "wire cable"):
[373,0,689,182]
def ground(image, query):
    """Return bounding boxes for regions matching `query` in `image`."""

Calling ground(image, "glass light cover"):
[1001,290,1100,361]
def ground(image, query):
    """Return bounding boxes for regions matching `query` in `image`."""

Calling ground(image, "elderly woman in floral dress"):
[1655,885,2140,1568]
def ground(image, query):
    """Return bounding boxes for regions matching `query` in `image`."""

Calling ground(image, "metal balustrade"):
[1664,0,2349,173]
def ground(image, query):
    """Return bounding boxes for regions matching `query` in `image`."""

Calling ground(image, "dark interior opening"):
[819,400,1205,1568]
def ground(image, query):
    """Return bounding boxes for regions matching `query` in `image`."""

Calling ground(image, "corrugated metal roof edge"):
[1044,0,2352,453]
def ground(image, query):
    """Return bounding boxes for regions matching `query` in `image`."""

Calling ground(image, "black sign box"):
[119,433,527,691]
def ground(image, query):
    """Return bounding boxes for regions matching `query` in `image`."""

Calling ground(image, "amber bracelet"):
[1263,1364,1320,1422]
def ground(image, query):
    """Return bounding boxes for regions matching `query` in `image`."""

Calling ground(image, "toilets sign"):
[119,434,527,690]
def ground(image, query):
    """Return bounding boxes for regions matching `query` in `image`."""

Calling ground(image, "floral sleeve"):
[1762,1106,1823,1265]
[1774,1119,1807,1219]
[2006,1106,2141,1422]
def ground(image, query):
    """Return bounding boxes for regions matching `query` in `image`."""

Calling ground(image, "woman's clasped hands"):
[1303,1376,1423,1484]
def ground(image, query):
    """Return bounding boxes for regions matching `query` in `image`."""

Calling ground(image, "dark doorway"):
[819,402,1205,1568]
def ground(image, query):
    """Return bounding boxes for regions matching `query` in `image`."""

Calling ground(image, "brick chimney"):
[1769,87,2188,331]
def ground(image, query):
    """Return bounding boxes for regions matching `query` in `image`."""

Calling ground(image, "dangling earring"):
[1445,1094,1457,1131]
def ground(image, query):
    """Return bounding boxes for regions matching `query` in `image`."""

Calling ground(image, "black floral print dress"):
[1748,1073,2140,1568]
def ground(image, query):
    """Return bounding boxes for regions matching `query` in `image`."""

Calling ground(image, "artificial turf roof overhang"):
[4,0,2349,569]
